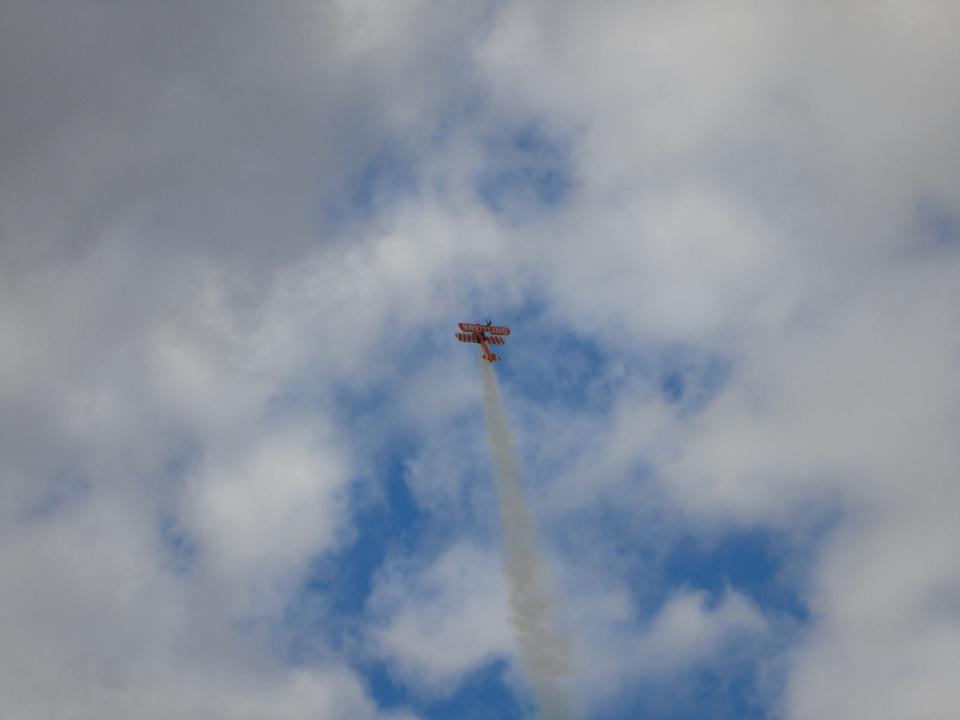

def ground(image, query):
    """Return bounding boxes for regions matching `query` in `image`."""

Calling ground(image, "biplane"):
[454,321,511,362]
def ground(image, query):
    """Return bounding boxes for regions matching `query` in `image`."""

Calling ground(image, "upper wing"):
[458,322,511,336]
[454,332,480,343]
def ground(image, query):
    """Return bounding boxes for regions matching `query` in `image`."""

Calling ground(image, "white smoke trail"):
[480,359,570,720]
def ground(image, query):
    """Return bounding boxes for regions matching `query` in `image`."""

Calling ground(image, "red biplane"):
[455,321,511,362]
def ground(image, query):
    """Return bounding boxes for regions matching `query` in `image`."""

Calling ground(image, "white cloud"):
[0,1,486,716]
[368,542,514,695]
[640,590,766,667]
[788,507,960,720]
[665,259,960,521]
[0,488,425,719]
[2,1,959,718]
[471,3,960,717]
[180,423,350,616]
[560,582,767,715]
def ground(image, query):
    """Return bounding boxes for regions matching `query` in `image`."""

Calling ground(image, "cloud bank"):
[1,1,958,718]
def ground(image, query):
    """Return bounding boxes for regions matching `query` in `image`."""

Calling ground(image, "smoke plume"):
[480,359,571,720]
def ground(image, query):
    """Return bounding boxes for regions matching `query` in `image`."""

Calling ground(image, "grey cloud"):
[0,1,491,717]
[470,2,960,717]
[3,1,960,718]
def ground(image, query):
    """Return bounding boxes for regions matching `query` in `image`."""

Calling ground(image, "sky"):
[1,1,959,718]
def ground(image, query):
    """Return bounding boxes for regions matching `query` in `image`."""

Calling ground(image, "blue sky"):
[284,315,800,719]
[1,2,959,719]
